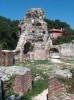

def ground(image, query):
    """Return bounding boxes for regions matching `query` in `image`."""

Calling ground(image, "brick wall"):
[13,70,32,94]
[2,50,14,66]
[48,76,66,100]
[34,50,48,60]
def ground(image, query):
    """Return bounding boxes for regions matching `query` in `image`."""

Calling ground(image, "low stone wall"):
[2,50,14,66]
[60,43,74,60]
[34,50,47,60]
[48,75,74,100]
[0,66,32,95]
[13,70,32,94]
[48,76,66,100]
[19,50,49,61]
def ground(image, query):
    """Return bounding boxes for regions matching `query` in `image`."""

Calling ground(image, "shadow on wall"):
[23,42,33,54]
[49,48,60,59]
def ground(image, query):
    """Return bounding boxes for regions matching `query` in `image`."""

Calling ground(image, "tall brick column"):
[2,50,14,66]
[0,46,2,65]
[48,76,66,100]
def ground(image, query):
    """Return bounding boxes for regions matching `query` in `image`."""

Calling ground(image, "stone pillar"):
[13,70,32,94]
[2,50,14,66]
[48,76,66,100]
[0,46,2,66]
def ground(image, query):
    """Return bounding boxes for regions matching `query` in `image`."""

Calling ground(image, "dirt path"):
[32,89,48,100]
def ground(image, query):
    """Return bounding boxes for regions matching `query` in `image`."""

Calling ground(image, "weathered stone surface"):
[61,43,74,59]
[16,8,52,52]
[0,66,32,94]
[48,76,74,100]
[2,50,14,66]
[52,69,72,78]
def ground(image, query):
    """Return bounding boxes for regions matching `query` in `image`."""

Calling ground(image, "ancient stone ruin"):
[0,66,32,95]
[48,70,74,100]
[16,8,52,60]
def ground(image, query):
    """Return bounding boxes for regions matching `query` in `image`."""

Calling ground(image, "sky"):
[0,0,74,28]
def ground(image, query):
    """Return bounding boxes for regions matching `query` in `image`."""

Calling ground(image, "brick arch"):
[48,45,61,58]
[49,45,61,53]
[23,41,32,54]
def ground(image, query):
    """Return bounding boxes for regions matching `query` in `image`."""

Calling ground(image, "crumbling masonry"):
[16,8,52,60]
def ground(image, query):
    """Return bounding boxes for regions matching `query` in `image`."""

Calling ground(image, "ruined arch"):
[49,47,60,59]
[23,42,32,54]
[49,48,59,53]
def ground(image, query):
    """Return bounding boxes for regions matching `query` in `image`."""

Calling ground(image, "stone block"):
[2,50,14,66]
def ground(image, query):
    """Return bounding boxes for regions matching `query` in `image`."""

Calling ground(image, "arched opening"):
[36,22,42,26]
[23,42,32,54]
[49,48,60,59]
[50,48,59,53]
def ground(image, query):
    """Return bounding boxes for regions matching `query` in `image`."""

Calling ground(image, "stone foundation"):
[0,66,32,95]
[13,70,32,94]
[48,75,74,100]
[21,50,49,61]
[2,50,14,66]
[48,76,66,100]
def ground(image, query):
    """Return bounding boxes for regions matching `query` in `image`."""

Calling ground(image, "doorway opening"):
[23,42,32,54]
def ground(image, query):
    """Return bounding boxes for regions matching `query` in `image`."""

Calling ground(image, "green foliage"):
[20,60,50,100]
[0,16,19,49]
[4,76,15,98]
[45,19,74,44]
[21,74,48,100]
[45,19,70,29]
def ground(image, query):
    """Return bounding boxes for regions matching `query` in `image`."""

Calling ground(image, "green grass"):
[64,59,74,64]
[21,60,50,100]
[21,74,48,100]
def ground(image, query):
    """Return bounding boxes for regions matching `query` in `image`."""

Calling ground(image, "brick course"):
[48,76,66,100]
[2,50,14,66]
[13,70,32,94]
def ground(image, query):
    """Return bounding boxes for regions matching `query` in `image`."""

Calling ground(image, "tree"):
[0,16,19,49]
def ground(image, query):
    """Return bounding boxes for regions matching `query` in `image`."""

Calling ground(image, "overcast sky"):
[0,0,74,28]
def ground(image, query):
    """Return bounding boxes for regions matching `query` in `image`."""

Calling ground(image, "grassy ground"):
[6,59,74,100]
[21,60,52,100]
[15,60,74,99]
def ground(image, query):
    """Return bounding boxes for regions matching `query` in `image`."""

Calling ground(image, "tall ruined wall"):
[60,43,74,59]
[16,8,52,52]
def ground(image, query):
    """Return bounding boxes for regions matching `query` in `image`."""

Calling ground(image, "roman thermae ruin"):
[0,8,74,100]
[15,8,74,61]
[16,8,53,61]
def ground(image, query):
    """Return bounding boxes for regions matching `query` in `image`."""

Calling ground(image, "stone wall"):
[0,66,32,95]
[16,8,52,53]
[48,75,74,100]
[60,43,74,60]
[13,70,32,94]
[2,50,14,66]
[48,76,66,100]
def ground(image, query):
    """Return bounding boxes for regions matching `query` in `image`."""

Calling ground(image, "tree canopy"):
[0,16,19,49]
